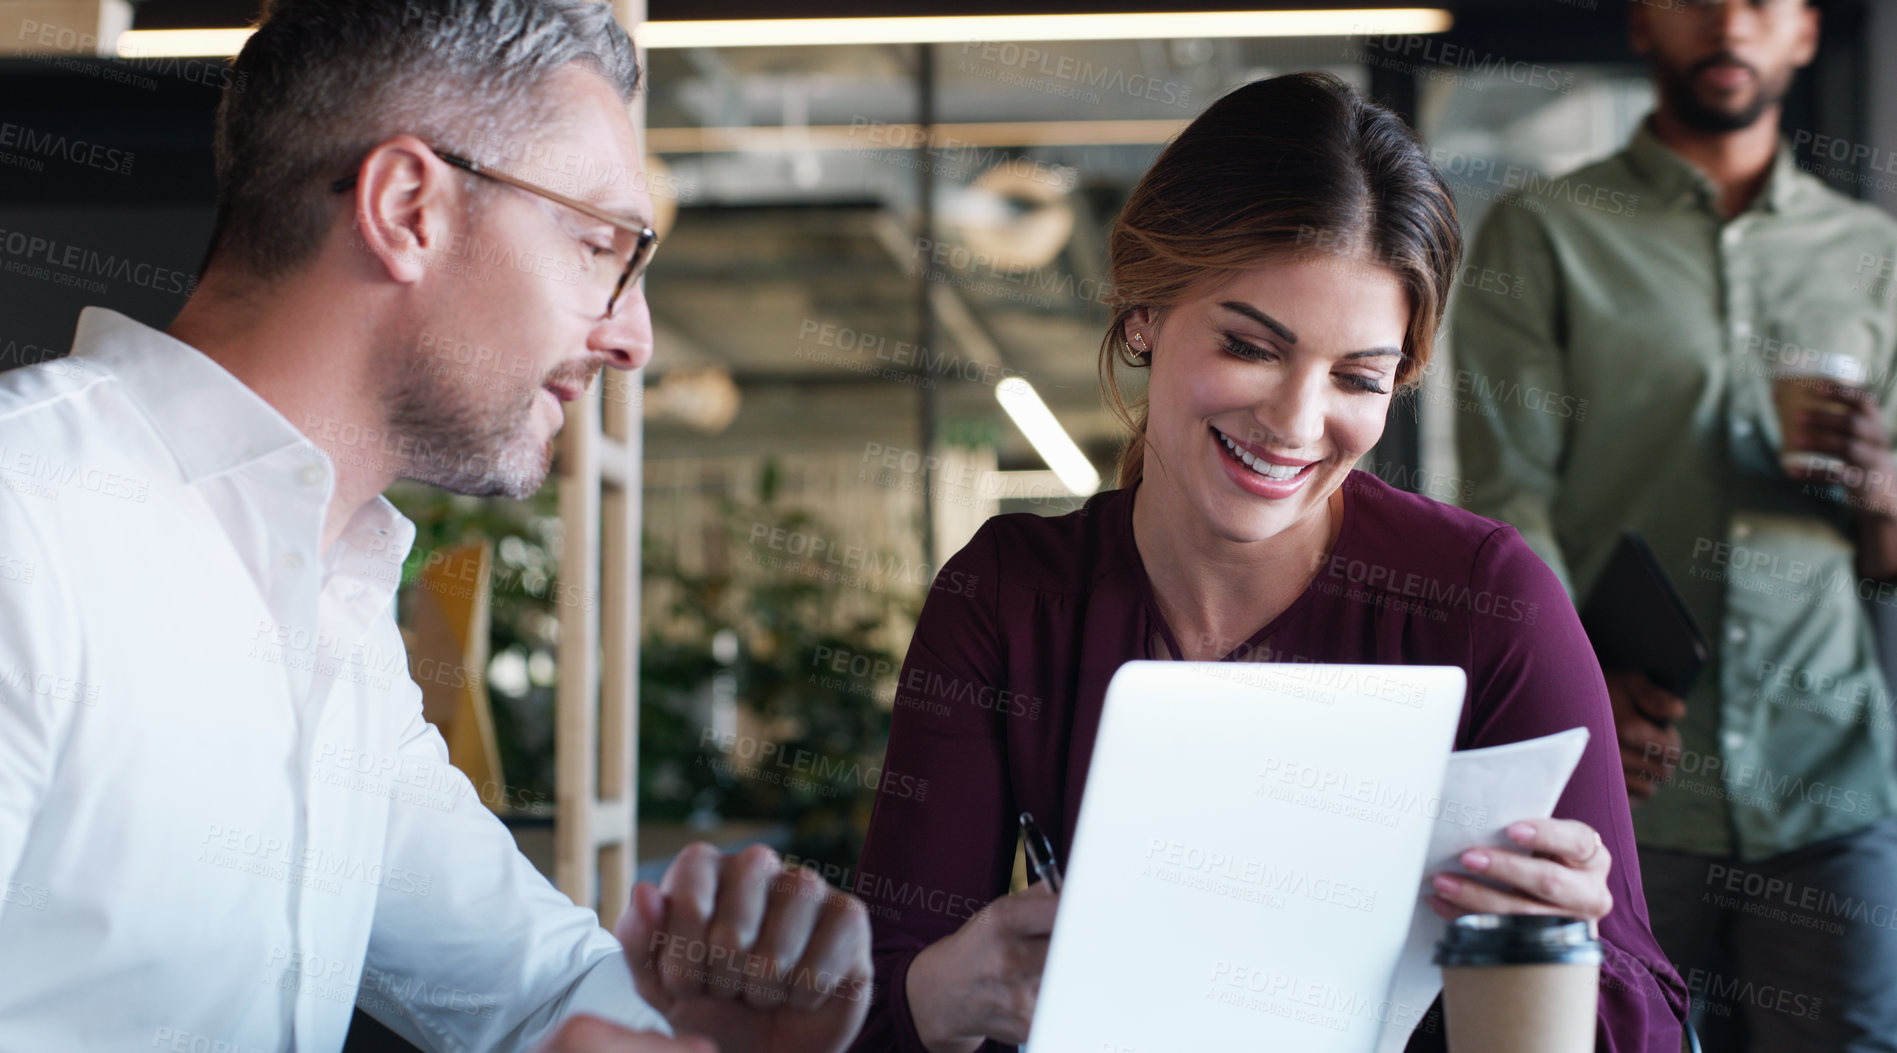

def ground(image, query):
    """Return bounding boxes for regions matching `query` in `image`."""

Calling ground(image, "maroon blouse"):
[848,471,1688,1053]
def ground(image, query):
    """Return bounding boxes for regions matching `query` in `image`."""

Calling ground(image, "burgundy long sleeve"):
[849,472,1688,1053]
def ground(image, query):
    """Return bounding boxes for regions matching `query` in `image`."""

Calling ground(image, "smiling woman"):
[1129,258,1411,585]
[848,72,1690,1053]
[1099,71,1457,492]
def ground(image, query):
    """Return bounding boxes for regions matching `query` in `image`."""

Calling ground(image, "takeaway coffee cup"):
[1435,914,1601,1053]
[1773,351,1869,477]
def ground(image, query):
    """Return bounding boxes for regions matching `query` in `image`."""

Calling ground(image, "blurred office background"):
[0,0,1891,1044]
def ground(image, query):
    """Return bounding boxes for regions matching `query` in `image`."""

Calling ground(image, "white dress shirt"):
[0,308,667,1051]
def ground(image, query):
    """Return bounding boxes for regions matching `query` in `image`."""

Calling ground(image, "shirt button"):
[1732,321,1753,342]
[1728,625,1748,644]
[283,552,305,572]
[1723,730,1746,751]
[1722,225,1743,247]
[297,464,325,487]
[1733,419,1754,439]
[1733,522,1753,540]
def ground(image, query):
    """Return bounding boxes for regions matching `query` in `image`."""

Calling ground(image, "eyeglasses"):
[332,147,658,319]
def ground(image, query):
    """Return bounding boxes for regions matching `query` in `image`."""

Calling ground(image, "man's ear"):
[1627,2,1651,59]
[341,135,457,285]
[1790,3,1820,70]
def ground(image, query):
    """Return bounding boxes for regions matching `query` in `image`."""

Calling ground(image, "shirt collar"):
[1624,117,1802,216]
[1760,137,1803,213]
[69,306,312,485]
[67,306,415,564]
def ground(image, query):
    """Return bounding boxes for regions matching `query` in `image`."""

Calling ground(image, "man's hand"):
[1784,383,1897,578]
[532,1015,718,1053]
[1604,669,1685,803]
[616,843,873,1053]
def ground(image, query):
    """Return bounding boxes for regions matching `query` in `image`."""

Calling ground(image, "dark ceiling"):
[113,0,1869,70]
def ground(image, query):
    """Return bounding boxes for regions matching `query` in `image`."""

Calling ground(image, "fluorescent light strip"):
[119,9,1450,59]
[996,378,1101,497]
[637,10,1452,48]
[116,28,254,58]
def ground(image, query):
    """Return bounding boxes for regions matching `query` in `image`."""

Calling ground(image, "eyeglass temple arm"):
[330,152,479,195]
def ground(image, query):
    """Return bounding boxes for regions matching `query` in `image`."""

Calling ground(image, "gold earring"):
[1131,332,1148,354]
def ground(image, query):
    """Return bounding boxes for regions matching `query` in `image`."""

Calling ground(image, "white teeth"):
[1218,431,1303,481]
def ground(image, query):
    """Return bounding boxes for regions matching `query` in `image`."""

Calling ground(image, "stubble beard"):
[385,347,553,500]
[1661,55,1792,135]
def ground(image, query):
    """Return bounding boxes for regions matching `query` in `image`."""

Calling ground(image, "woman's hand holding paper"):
[1427,818,1614,931]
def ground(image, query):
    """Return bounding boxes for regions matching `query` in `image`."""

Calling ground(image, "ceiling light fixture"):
[996,377,1101,497]
[114,28,253,58]
[117,9,1450,59]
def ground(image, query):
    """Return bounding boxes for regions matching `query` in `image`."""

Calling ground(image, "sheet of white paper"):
[1027,662,1467,1053]
[1371,726,1593,1053]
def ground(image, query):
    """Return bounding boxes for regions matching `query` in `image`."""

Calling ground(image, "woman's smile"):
[1210,425,1319,497]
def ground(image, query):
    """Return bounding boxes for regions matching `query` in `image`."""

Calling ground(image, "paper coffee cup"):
[1773,351,1868,476]
[1434,914,1601,1053]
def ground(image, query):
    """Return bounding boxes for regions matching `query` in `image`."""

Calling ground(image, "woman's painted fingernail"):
[1508,822,1537,842]
[1462,850,1490,871]
[1433,874,1459,894]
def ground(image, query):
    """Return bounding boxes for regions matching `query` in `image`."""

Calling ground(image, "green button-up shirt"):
[1452,121,1897,861]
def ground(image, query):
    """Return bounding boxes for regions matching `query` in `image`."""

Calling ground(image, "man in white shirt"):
[0,2,873,1051]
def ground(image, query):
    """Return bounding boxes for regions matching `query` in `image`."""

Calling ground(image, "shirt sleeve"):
[1868,257,1897,579]
[0,493,78,915]
[356,673,670,1052]
[849,523,1017,1053]
[1452,200,1577,596]
[1450,526,1689,1053]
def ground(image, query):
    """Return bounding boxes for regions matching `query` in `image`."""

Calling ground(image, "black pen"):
[1019,811,1063,893]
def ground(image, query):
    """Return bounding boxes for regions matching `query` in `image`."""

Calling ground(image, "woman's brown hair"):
[1100,71,1462,488]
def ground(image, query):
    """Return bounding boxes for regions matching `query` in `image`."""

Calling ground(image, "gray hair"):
[205,0,640,280]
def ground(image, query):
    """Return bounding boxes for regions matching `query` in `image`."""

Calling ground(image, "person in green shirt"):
[1454,1,1897,1049]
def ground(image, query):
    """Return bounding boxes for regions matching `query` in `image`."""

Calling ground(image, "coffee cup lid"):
[1434,914,1602,968]
[1774,350,1867,385]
